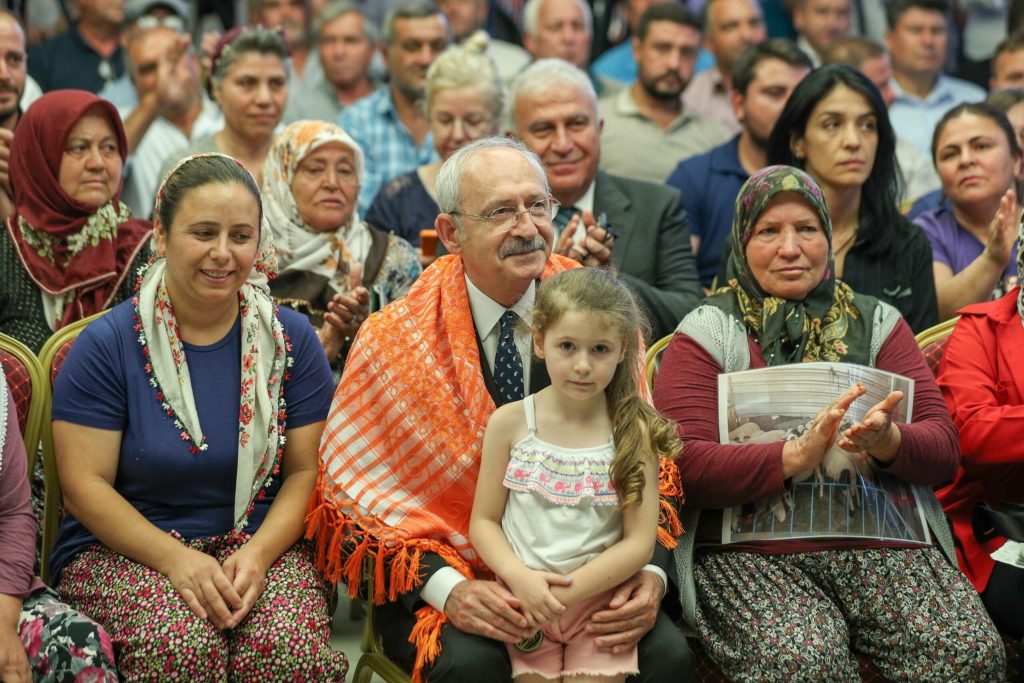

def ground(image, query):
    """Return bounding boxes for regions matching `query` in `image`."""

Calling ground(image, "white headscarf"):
[263,120,373,293]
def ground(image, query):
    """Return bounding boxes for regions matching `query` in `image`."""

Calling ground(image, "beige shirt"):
[682,67,740,136]
[599,86,731,184]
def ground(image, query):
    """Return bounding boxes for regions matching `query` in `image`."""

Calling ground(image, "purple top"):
[0,380,45,597]
[914,204,1018,278]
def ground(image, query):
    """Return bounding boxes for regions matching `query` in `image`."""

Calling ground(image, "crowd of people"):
[1,0,1024,679]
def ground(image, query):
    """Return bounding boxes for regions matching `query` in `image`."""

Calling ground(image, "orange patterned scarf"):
[307,254,683,681]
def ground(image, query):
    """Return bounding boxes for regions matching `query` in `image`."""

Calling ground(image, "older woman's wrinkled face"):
[58,107,122,207]
[214,51,288,143]
[430,86,498,161]
[745,192,829,301]
[290,141,359,232]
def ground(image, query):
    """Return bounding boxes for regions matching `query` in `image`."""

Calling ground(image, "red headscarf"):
[6,90,151,328]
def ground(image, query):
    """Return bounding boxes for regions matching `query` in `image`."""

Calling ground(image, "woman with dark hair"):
[766,64,938,333]
[50,154,349,680]
[0,90,151,353]
[914,103,1022,321]
[161,26,289,187]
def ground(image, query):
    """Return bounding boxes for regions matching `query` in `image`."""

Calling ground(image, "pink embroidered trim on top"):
[502,436,618,507]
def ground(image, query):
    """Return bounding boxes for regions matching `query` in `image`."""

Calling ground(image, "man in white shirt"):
[885,0,985,156]
[119,24,223,218]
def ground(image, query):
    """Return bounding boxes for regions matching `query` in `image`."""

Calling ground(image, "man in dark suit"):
[313,136,692,681]
[508,58,702,339]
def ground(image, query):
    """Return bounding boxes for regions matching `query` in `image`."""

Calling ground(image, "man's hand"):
[586,570,663,653]
[554,211,616,268]
[443,580,534,643]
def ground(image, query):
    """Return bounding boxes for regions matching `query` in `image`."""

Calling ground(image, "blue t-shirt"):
[50,300,333,581]
[666,135,748,287]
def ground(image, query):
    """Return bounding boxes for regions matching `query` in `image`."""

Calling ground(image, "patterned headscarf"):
[709,165,875,366]
[134,153,288,531]
[263,120,371,294]
[7,90,151,329]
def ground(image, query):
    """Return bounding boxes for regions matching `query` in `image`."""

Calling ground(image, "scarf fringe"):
[409,606,448,683]
[656,458,684,550]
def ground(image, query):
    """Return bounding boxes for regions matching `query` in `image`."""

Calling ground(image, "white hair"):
[522,0,593,37]
[436,137,549,234]
[507,58,597,131]
[424,31,504,120]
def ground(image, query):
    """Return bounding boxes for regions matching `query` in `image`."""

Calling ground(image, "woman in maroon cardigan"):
[936,228,1024,640]
[0,376,116,680]
[652,165,1002,681]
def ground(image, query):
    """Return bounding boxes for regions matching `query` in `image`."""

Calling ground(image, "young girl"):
[469,268,683,683]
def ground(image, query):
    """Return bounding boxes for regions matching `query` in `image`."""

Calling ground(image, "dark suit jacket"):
[592,170,702,340]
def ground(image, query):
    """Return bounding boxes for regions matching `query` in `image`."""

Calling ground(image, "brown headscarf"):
[6,90,151,329]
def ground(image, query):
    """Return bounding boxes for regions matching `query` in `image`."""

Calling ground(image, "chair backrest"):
[644,333,675,392]
[0,332,46,473]
[915,316,960,379]
[37,311,107,585]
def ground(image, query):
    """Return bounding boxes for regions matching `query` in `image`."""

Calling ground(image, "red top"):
[936,288,1024,592]
[653,317,959,554]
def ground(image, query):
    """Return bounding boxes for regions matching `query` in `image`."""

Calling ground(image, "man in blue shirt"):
[885,0,985,156]
[666,39,811,288]
[28,0,125,93]
[339,0,449,213]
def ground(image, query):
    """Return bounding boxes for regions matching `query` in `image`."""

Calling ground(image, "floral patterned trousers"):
[57,535,349,682]
[694,547,1005,682]
[18,586,118,682]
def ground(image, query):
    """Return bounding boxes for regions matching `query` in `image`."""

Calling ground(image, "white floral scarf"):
[262,120,372,293]
[134,153,290,530]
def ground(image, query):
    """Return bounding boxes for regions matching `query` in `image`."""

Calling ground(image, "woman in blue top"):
[50,154,349,681]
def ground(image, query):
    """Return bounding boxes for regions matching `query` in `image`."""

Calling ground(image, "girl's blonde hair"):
[531,268,682,507]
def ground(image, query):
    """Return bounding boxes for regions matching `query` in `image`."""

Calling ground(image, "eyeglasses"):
[451,197,560,228]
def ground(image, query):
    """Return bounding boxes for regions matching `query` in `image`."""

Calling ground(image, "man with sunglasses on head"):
[116,0,224,218]
[28,0,125,93]
[99,0,192,109]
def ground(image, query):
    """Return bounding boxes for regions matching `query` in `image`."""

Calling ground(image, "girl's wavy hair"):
[530,268,682,507]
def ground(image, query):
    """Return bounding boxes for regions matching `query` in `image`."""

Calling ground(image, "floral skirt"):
[57,535,349,682]
[18,586,118,682]
[694,547,1004,682]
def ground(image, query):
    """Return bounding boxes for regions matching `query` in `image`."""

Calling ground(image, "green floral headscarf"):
[708,165,877,366]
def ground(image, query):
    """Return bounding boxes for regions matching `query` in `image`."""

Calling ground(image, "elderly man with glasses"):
[309,135,692,682]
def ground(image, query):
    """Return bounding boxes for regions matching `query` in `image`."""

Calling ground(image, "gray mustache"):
[499,236,546,259]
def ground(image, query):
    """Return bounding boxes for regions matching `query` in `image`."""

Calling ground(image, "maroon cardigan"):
[0,383,45,598]
[652,317,959,553]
